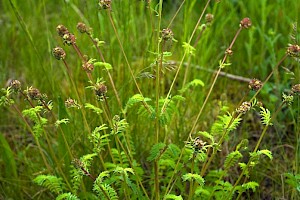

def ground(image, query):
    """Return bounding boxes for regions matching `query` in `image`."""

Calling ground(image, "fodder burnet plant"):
[1,0,300,199]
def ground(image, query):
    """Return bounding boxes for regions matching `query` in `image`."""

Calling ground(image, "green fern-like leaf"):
[147,143,166,161]
[224,151,242,169]
[22,106,48,137]
[93,183,118,200]
[85,103,103,115]
[182,42,196,56]
[0,87,14,107]
[182,173,205,186]
[88,124,110,153]
[33,174,65,195]
[70,153,97,193]
[211,112,241,137]
[55,118,69,127]
[93,171,118,200]
[197,131,214,143]
[111,148,129,167]
[256,149,273,160]
[236,139,248,151]
[241,181,259,192]
[259,107,272,125]
[165,194,183,200]
[124,94,152,114]
[94,61,113,70]
[249,150,272,166]
[284,173,300,192]
[179,79,204,94]
[238,163,250,178]
[214,180,233,191]
[81,153,98,166]
[56,193,79,200]
[194,187,210,198]
[70,166,83,193]
[166,144,181,158]
[159,95,185,125]
[158,144,181,170]
[111,118,129,135]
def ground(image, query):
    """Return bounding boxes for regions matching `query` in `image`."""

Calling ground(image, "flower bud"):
[240,18,252,29]
[52,47,66,60]
[248,78,262,91]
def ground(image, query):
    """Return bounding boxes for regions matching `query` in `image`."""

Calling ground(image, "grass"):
[1,0,300,199]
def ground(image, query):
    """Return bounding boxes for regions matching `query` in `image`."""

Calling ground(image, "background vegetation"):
[1,0,300,199]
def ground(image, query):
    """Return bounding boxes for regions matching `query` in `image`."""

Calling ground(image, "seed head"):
[193,137,206,152]
[248,78,262,91]
[82,62,94,73]
[240,18,252,29]
[95,83,107,98]
[205,13,214,25]
[99,0,112,9]
[27,87,42,100]
[161,28,174,41]
[9,80,21,92]
[65,98,81,109]
[72,158,84,169]
[225,48,233,56]
[56,25,69,37]
[291,84,300,95]
[77,22,88,34]
[282,93,294,105]
[287,44,300,58]
[236,101,251,114]
[52,47,66,60]
[63,33,76,45]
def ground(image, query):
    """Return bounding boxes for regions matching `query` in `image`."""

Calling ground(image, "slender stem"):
[182,25,206,87]
[249,54,288,103]
[161,0,212,114]
[62,59,91,133]
[106,10,151,113]
[12,104,52,172]
[154,1,163,198]
[227,101,286,198]
[188,26,243,140]
[163,1,212,195]
[188,156,195,200]
[167,0,186,28]
[87,34,122,109]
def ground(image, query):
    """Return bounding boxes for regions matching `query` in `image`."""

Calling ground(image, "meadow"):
[1,0,300,199]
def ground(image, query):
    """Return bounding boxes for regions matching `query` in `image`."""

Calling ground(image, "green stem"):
[226,101,286,198]
[87,34,122,109]
[161,0,212,114]
[106,10,151,113]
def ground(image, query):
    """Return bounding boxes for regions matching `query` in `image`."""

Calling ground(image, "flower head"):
[63,33,76,45]
[205,13,214,25]
[56,25,69,37]
[236,101,252,114]
[99,0,112,9]
[287,44,300,58]
[9,80,21,92]
[52,47,66,60]
[95,83,107,98]
[27,87,42,100]
[82,62,94,73]
[77,22,89,34]
[240,18,252,29]
[249,78,262,91]
[161,28,174,41]
[65,98,81,109]
[291,84,300,95]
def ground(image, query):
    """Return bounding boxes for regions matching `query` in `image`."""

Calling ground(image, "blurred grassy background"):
[1,0,300,199]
